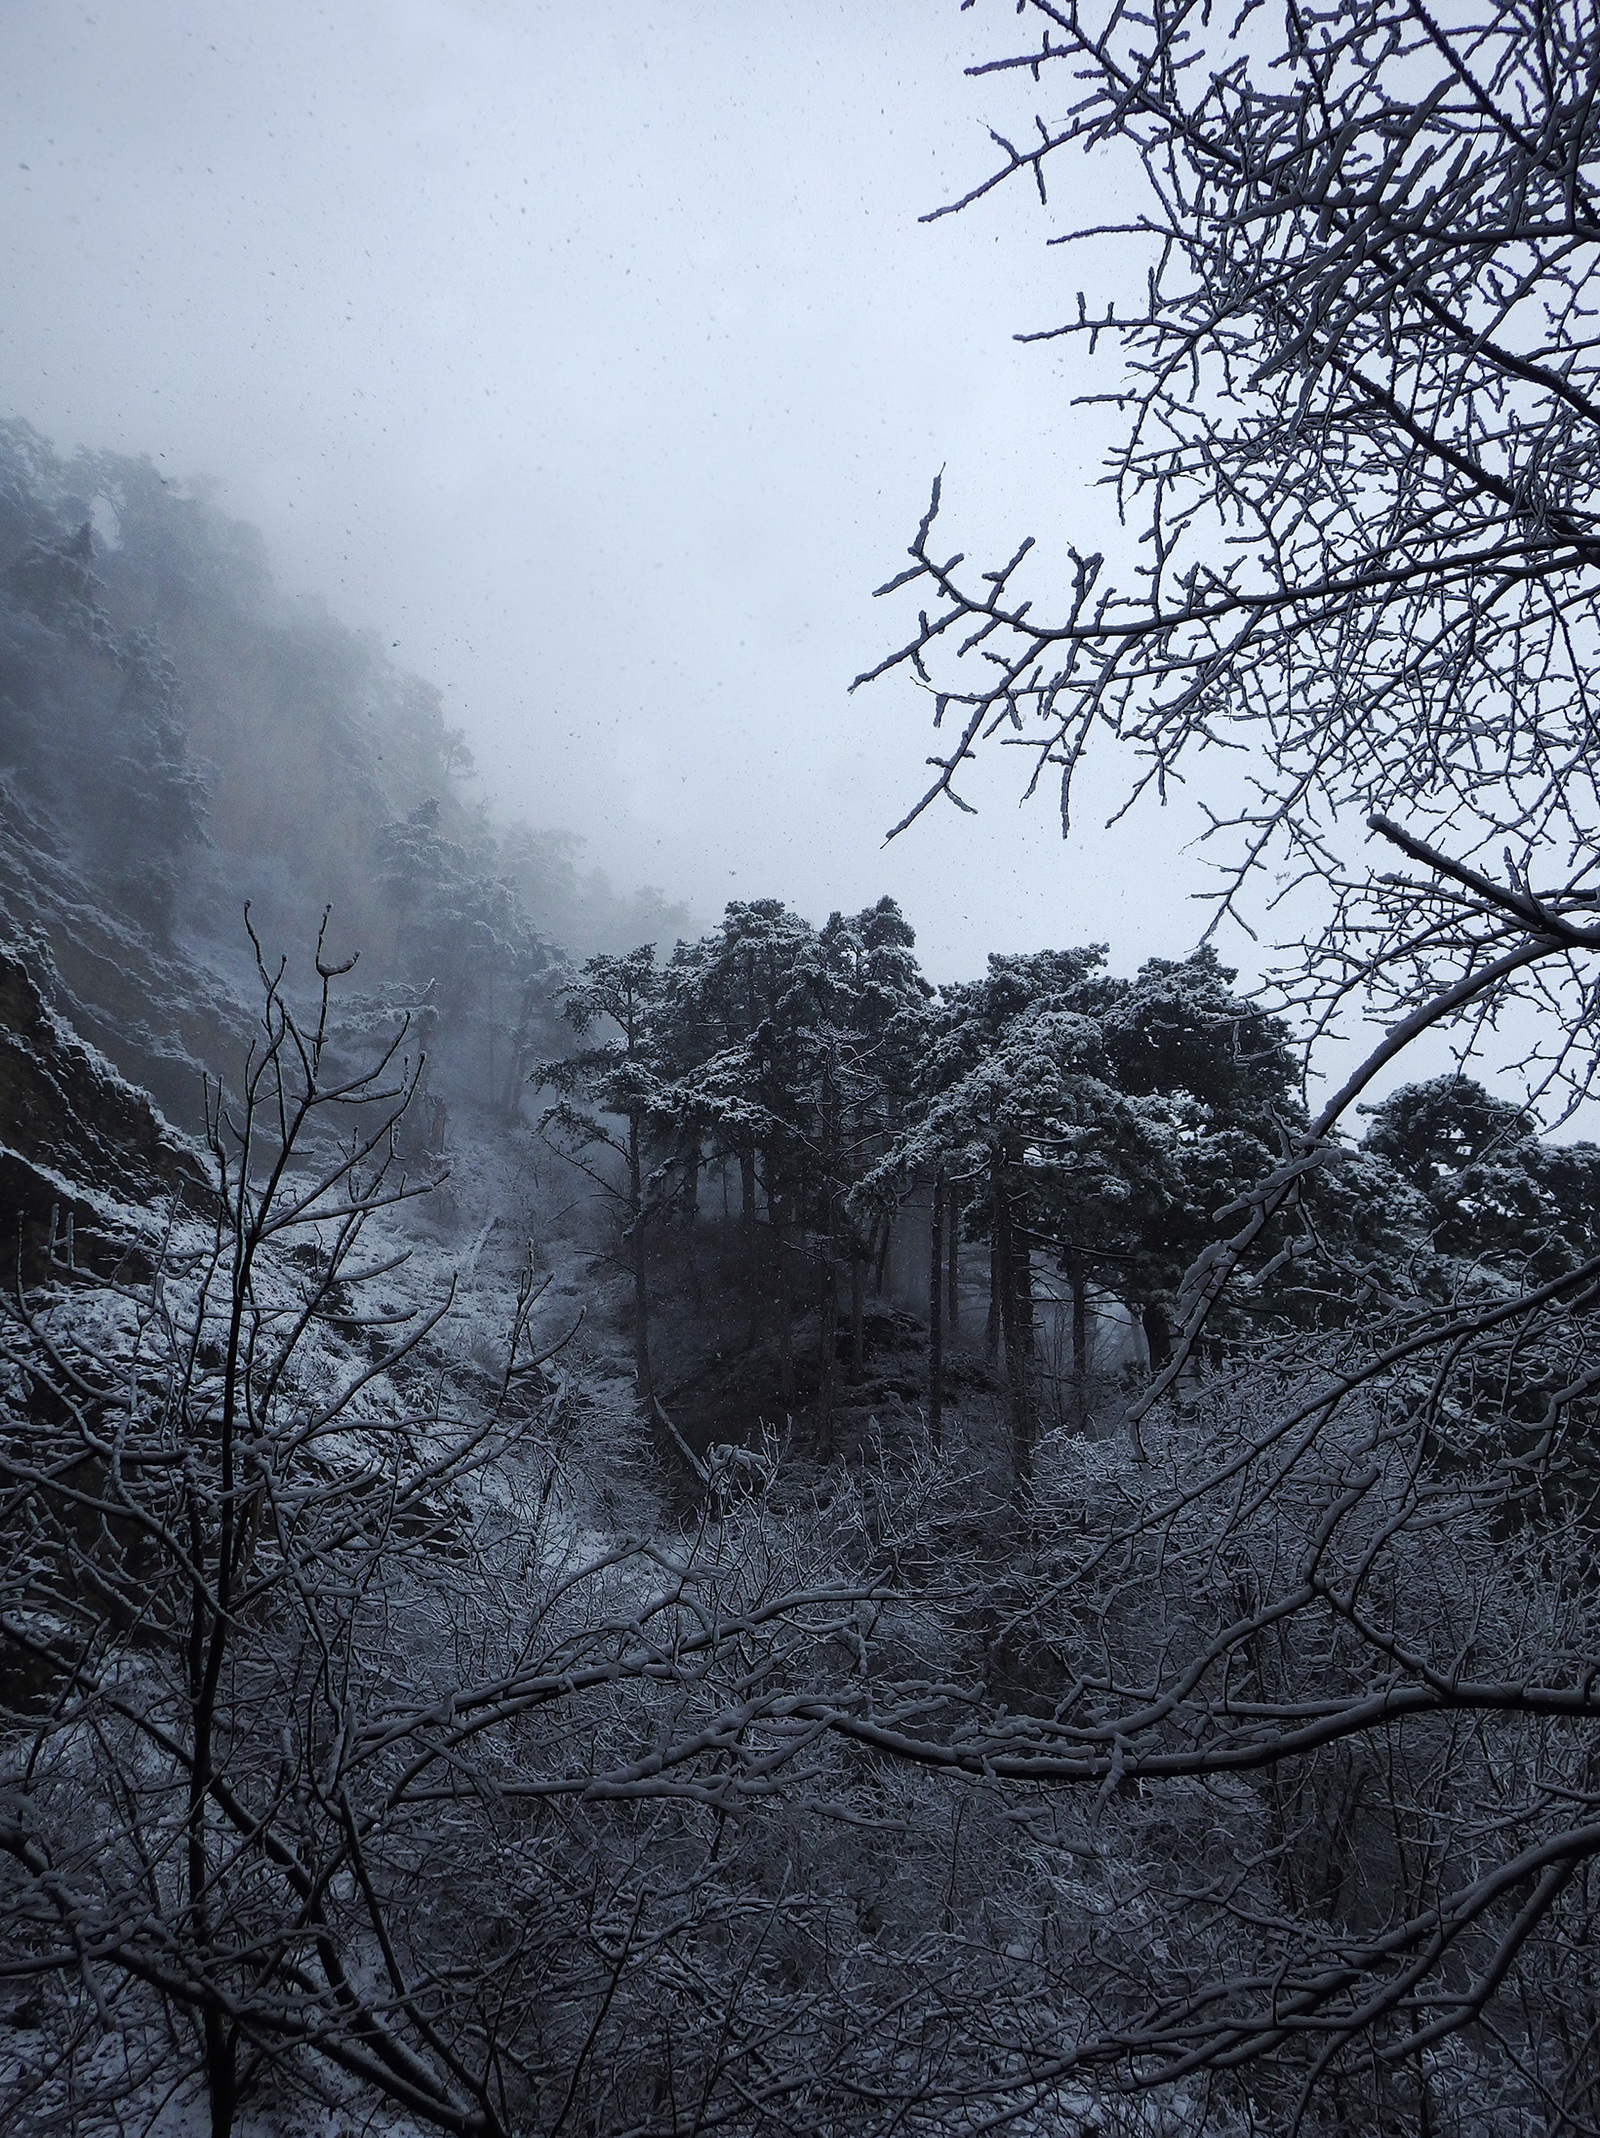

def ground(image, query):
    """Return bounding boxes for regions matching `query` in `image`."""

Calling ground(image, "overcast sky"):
[2,0,1234,984]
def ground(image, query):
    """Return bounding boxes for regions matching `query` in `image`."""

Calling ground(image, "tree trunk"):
[191,1386,238,2138]
[1069,1242,1088,1428]
[874,1213,892,1295]
[774,1192,795,1409]
[1143,1299,1173,1378]
[629,1111,652,1406]
[995,1168,1035,1497]
[986,1153,1003,1369]
[204,2018,238,2138]
[850,1239,867,1379]
[995,1177,1016,1422]
[816,1061,840,1456]
[1013,1214,1035,1475]
[928,1171,945,1449]
[744,1147,763,1344]
[946,1179,961,1336]
[683,1144,700,1229]
[740,1146,758,1258]
[816,1236,837,1458]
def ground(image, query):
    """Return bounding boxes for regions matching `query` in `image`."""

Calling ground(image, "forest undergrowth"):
[8,967,1589,2138]
[16,16,1600,2101]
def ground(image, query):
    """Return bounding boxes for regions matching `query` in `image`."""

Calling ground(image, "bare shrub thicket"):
[0,927,975,2138]
[12,907,1599,2137]
[6,917,1248,2138]
[844,0,1600,2123]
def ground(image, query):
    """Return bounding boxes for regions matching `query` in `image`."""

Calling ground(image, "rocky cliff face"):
[0,779,259,1127]
[0,938,212,1281]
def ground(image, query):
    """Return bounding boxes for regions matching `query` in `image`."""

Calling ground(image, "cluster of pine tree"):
[542,899,1600,1489]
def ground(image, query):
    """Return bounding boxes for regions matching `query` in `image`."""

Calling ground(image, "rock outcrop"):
[0,938,212,1280]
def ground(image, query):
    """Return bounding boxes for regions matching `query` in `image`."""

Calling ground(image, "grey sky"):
[2,0,1217,984]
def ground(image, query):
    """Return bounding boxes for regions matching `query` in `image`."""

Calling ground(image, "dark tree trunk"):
[774,1192,795,1409]
[740,1146,758,1259]
[190,1418,238,2138]
[850,1239,867,1379]
[1068,1242,1088,1427]
[995,1168,1036,1497]
[683,1144,700,1228]
[1013,1216,1035,1469]
[679,1142,704,1305]
[986,1153,1003,1369]
[629,1110,652,1406]
[873,1214,892,1295]
[816,1236,837,1459]
[946,1179,961,1335]
[1143,1299,1173,1377]
[995,1180,1016,1404]
[928,1171,945,1448]
[816,1063,840,1456]
[204,2019,238,2138]
[745,1148,765,1346]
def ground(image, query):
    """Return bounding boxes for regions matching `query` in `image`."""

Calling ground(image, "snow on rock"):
[0,934,213,1277]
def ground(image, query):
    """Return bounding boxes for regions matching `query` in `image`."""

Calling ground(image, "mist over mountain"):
[0,417,691,1127]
